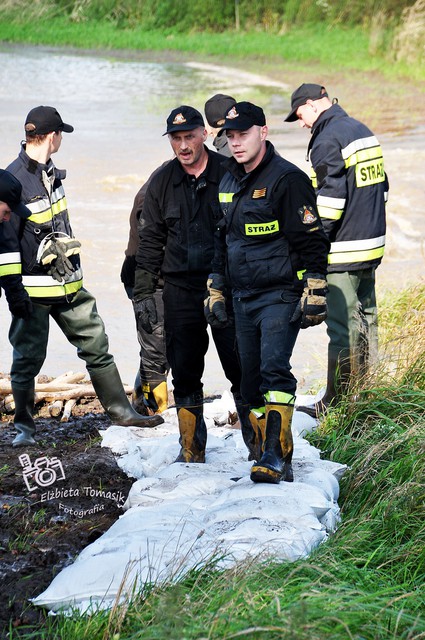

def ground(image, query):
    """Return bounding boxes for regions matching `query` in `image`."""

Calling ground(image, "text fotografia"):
[40,486,126,507]
[59,502,105,519]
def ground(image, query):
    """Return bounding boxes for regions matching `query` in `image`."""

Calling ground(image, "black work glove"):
[48,250,75,282]
[133,296,158,334]
[39,238,79,282]
[204,273,229,328]
[291,273,328,329]
[133,269,159,334]
[120,255,136,289]
[1,275,34,321]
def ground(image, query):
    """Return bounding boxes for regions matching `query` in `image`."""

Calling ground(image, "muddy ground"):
[0,391,136,638]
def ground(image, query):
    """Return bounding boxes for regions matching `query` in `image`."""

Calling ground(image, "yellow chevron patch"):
[252,187,267,199]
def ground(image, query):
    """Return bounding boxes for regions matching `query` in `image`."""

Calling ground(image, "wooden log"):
[61,398,77,422]
[0,379,132,397]
[48,400,64,417]
[3,394,15,413]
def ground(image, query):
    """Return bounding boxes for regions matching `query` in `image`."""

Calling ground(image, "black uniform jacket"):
[136,148,225,290]
[217,141,330,298]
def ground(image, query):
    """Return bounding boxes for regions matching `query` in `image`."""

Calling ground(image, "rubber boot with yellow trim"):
[250,401,294,484]
[233,395,265,462]
[142,379,169,414]
[175,391,207,463]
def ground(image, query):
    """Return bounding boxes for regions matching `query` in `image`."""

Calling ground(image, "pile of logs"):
[0,371,133,422]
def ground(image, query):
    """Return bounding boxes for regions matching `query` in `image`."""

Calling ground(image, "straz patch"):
[245,220,279,235]
[298,205,318,225]
[356,159,385,187]
[252,187,267,199]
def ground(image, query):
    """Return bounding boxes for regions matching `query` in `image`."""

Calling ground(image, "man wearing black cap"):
[206,101,330,484]
[120,95,238,419]
[284,84,388,418]
[204,93,236,156]
[133,104,245,464]
[4,106,163,446]
[0,169,33,321]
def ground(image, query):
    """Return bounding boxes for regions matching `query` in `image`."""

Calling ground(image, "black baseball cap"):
[220,101,266,131]
[164,105,205,135]
[204,94,236,128]
[0,170,31,219]
[24,106,74,135]
[284,84,328,122]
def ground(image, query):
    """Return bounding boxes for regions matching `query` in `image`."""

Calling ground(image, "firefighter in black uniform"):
[133,105,246,464]
[205,102,330,483]
[284,84,388,418]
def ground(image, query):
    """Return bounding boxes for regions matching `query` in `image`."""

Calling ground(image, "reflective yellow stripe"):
[310,169,317,189]
[0,264,22,276]
[24,278,83,298]
[345,146,382,167]
[245,220,279,236]
[219,193,233,203]
[328,246,385,264]
[318,205,343,221]
[265,391,295,405]
[0,252,22,276]
[252,406,265,418]
[297,269,305,281]
[355,159,385,187]
[28,196,68,224]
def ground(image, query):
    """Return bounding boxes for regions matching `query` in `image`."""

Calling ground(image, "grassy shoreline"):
[1,19,424,136]
[8,284,425,639]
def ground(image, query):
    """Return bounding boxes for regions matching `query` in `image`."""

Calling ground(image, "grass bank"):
[1,17,424,135]
[0,19,423,83]
[9,285,425,639]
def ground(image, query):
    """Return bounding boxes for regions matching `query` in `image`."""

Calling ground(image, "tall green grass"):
[10,285,425,639]
[0,18,424,83]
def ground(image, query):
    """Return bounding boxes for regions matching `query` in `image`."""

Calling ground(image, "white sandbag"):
[32,395,346,616]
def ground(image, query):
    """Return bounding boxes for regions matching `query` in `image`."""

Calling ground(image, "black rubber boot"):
[297,350,351,419]
[174,391,207,463]
[250,403,294,484]
[12,384,37,447]
[132,372,169,415]
[90,364,164,428]
[233,394,265,462]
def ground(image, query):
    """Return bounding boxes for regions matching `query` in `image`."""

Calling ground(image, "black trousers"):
[162,281,241,400]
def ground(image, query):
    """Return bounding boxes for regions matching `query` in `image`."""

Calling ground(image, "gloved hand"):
[8,297,33,321]
[120,255,136,289]
[204,273,228,328]
[132,269,159,334]
[291,273,328,329]
[133,296,158,334]
[1,274,33,321]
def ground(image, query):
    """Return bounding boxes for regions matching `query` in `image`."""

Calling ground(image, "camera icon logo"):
[19,453,66,492]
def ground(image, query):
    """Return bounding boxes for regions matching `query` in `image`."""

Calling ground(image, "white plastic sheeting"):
[32,392,346,615]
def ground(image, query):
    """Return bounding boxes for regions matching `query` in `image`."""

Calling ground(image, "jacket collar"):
[224,140,276,182]
[19,143,67,181]
[172,146,221,186]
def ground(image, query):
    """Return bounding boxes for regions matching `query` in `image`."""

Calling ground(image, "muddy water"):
[0,45,423,395]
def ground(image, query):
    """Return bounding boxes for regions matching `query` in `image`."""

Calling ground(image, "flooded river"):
[0,44,423,395]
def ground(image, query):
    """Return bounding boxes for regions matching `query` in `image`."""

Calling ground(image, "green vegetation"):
[9,284,425,639]
[0,0,424,82]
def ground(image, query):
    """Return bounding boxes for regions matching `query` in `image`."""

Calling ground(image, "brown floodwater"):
[0,45,423,395]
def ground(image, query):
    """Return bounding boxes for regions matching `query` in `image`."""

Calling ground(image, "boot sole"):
[250,464,281,484]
